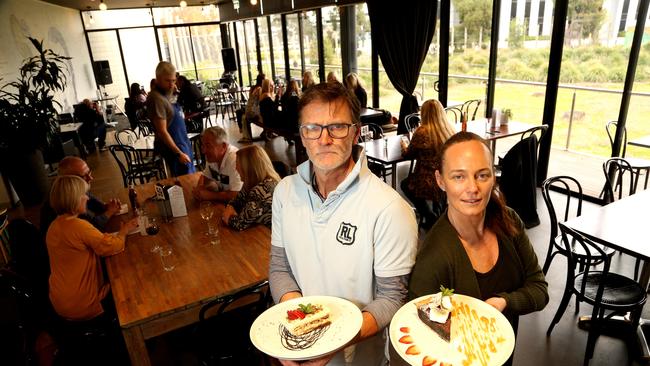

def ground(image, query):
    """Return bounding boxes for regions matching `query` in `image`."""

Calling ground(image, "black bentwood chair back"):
[547,224,646,364]
[444,106,462,124]
[461,99,482,121]
[606,121,650,191]
[404,113,421,133]
[196,280,270,366]
[602,157,637,204]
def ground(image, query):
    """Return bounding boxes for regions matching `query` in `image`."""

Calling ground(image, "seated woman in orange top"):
[46,175,138,321]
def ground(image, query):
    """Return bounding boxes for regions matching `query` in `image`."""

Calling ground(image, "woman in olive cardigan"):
[408,132,548,338]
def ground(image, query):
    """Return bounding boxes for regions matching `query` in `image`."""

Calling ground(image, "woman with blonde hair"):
[400,99,456,229]
[46,175,138,322]
[301,71,315,92]
[345,72,368,107]
[326,71,339,84]
[221,145,281,230]
[259,78,280,130]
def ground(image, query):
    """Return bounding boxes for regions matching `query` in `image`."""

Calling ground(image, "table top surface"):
[629,135,650,149]
[93,94,119,102]
[105,173,271,328]
[364,120,538,164]
[59,122,83,133]
[564,188,650,262]
[360,108,384,118]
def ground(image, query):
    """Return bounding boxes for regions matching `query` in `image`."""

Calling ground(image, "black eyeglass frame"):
[299,123,359,140]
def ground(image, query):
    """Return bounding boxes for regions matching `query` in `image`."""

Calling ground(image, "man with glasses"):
[40,156,122,235]
[269,82,418,365]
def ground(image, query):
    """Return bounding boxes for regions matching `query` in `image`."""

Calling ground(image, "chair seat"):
[574,271,646,307]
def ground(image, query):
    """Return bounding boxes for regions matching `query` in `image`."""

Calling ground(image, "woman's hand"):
[118,216,139,236]
[222,205,237,224]
[485,297,507,312]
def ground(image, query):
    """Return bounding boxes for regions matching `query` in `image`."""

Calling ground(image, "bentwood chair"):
[196,280,270,366]
[0,209,10,265]
[541,176,616,312]
[404,113,421,133]
[362,124,392,182]
[547,224,646,365]
[606,121,650,191]
[445,106,462,124]
[109,145,164,187]
[461,99,482,121]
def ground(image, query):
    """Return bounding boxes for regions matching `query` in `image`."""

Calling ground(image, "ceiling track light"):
[180,0,187,8]
[250,0,257,5]
[99,0,107,11]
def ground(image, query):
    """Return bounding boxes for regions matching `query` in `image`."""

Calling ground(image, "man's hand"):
[222,205,237,224]
[178,152,191,164]
[485,297,507,312]
[193,186,206,200]
[104,198,122,217]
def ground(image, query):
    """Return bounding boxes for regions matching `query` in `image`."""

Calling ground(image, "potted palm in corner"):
[0,37,71,206]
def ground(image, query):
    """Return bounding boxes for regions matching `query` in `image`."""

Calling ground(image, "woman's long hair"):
[419,100,455,152]
[236,145,281,191]
[436,131,519,238]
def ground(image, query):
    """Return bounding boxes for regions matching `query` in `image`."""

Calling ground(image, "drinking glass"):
[206,221,220,246]
[199,201,215,235]
[159,245,176,271]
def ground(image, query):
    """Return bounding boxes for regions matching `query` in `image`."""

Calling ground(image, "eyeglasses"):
[299,123,357,140]
[79,170,92,181]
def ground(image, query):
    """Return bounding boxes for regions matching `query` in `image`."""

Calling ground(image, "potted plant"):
[0,37,71,206]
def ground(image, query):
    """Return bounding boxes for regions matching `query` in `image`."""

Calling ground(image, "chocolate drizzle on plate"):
[279,324,331,350]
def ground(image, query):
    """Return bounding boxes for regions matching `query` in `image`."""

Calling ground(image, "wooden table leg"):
[391,163,398,189]
[122,325,151,366]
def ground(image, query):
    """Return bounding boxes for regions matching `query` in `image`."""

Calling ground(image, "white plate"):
[250,296,363,361]
[390,294,515,366]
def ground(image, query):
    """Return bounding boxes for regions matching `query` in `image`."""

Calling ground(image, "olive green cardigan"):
[408,209,549,322]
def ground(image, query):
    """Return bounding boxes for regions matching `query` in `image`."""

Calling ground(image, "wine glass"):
[147,217,162,253]
[199,201,214,235]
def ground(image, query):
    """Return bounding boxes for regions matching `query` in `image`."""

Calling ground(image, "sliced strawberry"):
[399,335,414,344]
[286,309,306,320]
[400,327,410,333]
[406,345,421,355]
[422,356,437,366]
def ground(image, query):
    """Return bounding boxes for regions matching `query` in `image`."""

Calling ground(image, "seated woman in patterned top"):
[221,145,281,230]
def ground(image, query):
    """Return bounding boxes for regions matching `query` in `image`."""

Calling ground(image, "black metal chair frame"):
[404,113,421,133]
[606,121,650,191]
[108,145,163,187]
[196,280,270,366]
[445,106,462,124]
[547,223,646,364]
[461,99,482,121]
[214,89,237,124]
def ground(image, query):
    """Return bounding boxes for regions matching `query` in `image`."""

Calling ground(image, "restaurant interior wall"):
[0,0,96,207]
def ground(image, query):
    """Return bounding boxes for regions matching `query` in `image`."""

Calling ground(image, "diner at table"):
[400,99,455,229]
[193,126,243,202]
[221,145,279,230]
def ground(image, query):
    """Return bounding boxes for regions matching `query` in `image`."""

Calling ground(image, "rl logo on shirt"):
[336,222,357,245]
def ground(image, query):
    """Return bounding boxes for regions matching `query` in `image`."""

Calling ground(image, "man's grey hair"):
[155,61,176,78]
[202,126,228,145]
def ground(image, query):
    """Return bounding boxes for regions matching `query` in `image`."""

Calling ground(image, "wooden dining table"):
[106,173,271,366]
[564,188,650,359]
[363,119,539,188]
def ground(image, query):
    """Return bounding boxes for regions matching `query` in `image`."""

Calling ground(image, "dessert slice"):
[283,303,331,336]
[415,286,454,342]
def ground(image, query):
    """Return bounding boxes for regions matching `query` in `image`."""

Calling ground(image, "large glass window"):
[244,20,259,79]
[322,6,342,82]
[302,11,319,81]
[355,3,373,106]
[158,26,196,80]
[87,31,128,108]
[257,18,273,78]
[415,3,441,108]
[629,42,650,160]
[285,14,301,80]
[546,0,633,196]
[270,15,286,80]
[190,25,223,81]
[234,22,253,86]
[119,28,159,91]
[153,5,219,25]
[447,0,493,116]
[82,9,152,30]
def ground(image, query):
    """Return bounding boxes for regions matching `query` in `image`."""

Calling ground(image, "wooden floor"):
[6,112,649,365]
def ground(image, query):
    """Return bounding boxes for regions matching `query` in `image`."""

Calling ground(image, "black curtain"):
[367,0,437,134]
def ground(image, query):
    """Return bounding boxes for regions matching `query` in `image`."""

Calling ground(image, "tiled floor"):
[8,113,647,365]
